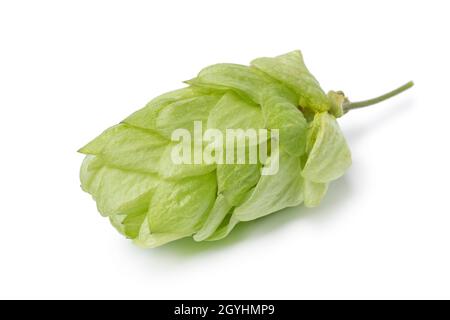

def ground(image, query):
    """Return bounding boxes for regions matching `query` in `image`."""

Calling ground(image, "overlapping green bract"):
[79,50,352,247]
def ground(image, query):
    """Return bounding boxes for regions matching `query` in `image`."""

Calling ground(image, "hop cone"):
[79,50,352,248]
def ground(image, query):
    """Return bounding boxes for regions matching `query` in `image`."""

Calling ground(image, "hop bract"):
[79,50,354,247]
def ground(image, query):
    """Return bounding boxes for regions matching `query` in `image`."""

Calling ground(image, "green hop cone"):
[79,50,413,248]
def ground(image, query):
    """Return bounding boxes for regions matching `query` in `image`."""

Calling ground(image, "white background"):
[1,0,449,300]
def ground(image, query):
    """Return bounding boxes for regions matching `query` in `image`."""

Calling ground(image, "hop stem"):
[344,81,414,113]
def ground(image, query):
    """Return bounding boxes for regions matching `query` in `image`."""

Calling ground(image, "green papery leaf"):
[78,124,168,174]
[124,172,218,248]
[194,143,263,241]
[80,155,159,216]
[193,107,263,241]
[114,191,156,239]
[193,194,233,242]
[79,123,215,180]
[302,112,352,183]
[216,162,261,206]
[123,87,209,130]
[134,218,192,248]
[155,95,221,139]
[186,63,273,104]
[233,149,304,221]
[207,91,266,152]
[80,155,105,195]
[206,149,304,241]
[261,85,308,156]
[158,142,216,179]
[206,92,265,204]
[109,214,126,235]
[121,211,147,239]
[203,214,240,242]
[207,92,264,132]
[251,50,330,112]
[95,168,157,217]
[148,172,217,235]
[303,180,328,208]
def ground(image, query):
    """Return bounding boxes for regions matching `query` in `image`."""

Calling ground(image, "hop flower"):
[79,50,412,248]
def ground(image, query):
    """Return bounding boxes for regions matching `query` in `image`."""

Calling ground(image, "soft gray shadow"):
[343,97,415,145]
